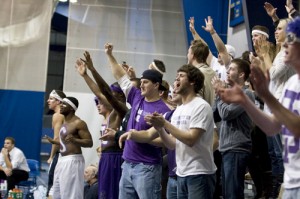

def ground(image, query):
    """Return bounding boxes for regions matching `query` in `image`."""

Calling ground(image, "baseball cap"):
[225,44,236,58]
[141,69,163,84]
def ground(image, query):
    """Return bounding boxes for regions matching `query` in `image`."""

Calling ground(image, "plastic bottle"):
[15,189,21,199]
[8,190,13,198]
[0,180,7,198]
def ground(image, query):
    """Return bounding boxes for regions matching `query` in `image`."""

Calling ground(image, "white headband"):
[50,90,63,102]
[63,98,78,111]
[151,62,164,75]
[252,30,269,39]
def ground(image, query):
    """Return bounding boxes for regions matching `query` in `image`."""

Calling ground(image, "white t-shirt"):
[172,97,216,177]
[210,56,227,81]
[279,74,300,189]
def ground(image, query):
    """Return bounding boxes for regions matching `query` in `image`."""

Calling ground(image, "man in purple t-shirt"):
[105,43,170,199]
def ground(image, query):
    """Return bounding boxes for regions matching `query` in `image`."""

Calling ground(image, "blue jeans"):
[119,161,161,199]
[177,174,216,199]
[267,134,284,175]
[221,151,250,199]
[283,187,300,199]
[166,177,177,199]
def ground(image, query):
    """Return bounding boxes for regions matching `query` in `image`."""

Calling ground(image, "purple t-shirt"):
[164,109,176,177]
[167,149,176,177]
[123,87,170,164]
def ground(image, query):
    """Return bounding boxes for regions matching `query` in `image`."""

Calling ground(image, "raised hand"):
[189,17,196,34]
[202,16,215,34]
[104,43,113,55]
[264,2,277,18]
[285,0,294,13]
[75,59,87,76]
[122,63,136,78]
[81,51,94,71]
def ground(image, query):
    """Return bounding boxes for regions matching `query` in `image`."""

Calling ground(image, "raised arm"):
[202,16,231,67]
[264,2,280,26]
[76,59,109,106]
[189,17,206,43]
[104,43,127,80]
[286,0,300,19]
[81,51,128,117]
[189,17,213,65]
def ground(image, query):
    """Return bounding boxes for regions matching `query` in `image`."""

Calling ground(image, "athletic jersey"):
[279,74,300,189]
[100,123,108,145]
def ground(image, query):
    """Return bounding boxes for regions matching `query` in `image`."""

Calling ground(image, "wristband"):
[289,7,295,14]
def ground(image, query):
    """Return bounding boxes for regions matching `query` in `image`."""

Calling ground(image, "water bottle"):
[0,180,7,198]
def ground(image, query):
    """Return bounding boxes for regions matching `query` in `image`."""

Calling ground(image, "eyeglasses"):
[286,33,300,45]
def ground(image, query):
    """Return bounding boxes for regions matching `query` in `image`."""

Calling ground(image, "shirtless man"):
[46,96,93,199]
[46,90,65,197]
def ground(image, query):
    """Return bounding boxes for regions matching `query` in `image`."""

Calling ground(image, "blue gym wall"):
[182,0,229,57]
[0,90,44,161]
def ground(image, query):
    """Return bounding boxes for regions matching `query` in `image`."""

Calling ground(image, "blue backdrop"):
[0,89,44,161]
[182,0,230,57]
